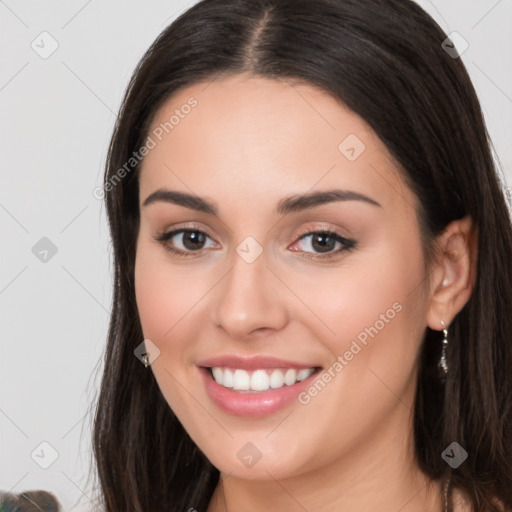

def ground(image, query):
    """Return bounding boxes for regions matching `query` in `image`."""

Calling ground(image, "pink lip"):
[198,364,321,418]
[197,355,317,371]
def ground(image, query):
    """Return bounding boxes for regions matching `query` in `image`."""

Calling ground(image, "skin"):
[134,74,476,511]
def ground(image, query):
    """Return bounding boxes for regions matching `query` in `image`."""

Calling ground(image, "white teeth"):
[223,368,234,388]
[251,370,270,391]
[284,368,297,385]
[210,367,316,391]
[269,369,285,388]
[233,369,250,390]
[212,367,223,385]
[297,368,315,381]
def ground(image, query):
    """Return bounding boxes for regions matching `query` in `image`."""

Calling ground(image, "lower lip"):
[199,367,320,417]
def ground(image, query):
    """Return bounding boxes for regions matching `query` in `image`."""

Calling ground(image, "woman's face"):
[135,74,432,480]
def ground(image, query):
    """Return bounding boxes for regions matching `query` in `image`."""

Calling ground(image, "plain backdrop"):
[1,0,511,510]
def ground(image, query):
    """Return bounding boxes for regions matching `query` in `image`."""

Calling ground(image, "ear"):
[426,215,478,331]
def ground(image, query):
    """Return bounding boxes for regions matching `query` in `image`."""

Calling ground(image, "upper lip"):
[197,355,321,371]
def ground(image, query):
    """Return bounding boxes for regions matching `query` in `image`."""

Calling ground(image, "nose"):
[211,247,289,340]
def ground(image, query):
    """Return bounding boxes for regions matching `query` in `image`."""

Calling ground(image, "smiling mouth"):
[206,366,322,392]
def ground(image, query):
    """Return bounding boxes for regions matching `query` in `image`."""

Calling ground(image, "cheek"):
[134,243,203,416]
[297,248,423,337]
[292,231,428,393]
[134,241,195,382]
[135,239,203,342]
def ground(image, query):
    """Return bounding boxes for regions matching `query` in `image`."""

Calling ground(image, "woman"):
[91,0,512,510]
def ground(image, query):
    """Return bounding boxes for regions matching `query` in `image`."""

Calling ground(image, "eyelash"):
[294,228,357,260]
[154,226,357,260]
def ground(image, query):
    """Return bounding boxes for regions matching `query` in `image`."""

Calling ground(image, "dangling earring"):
[141,353,150,368]
[439,320,449,375]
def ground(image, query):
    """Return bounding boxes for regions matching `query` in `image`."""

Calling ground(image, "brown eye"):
[180,230,207,250]
[155,229,218,256]
[309,233,337,253]
[290,230,357,260]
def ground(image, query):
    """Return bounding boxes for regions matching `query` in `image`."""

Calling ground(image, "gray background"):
[1,1,511,510]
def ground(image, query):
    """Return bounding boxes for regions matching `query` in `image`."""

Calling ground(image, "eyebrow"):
[142,188,382,215]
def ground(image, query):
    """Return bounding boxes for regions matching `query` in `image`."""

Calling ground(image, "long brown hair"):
[90,1,512,510]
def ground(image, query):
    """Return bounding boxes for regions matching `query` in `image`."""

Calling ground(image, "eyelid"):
[155,222,217,243]
[291,222,355,246]
[293,224,351,241]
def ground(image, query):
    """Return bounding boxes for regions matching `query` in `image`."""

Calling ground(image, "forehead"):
[138,74,417,216]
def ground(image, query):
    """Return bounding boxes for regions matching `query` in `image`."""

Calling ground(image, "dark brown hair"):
[90,0,512,510]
